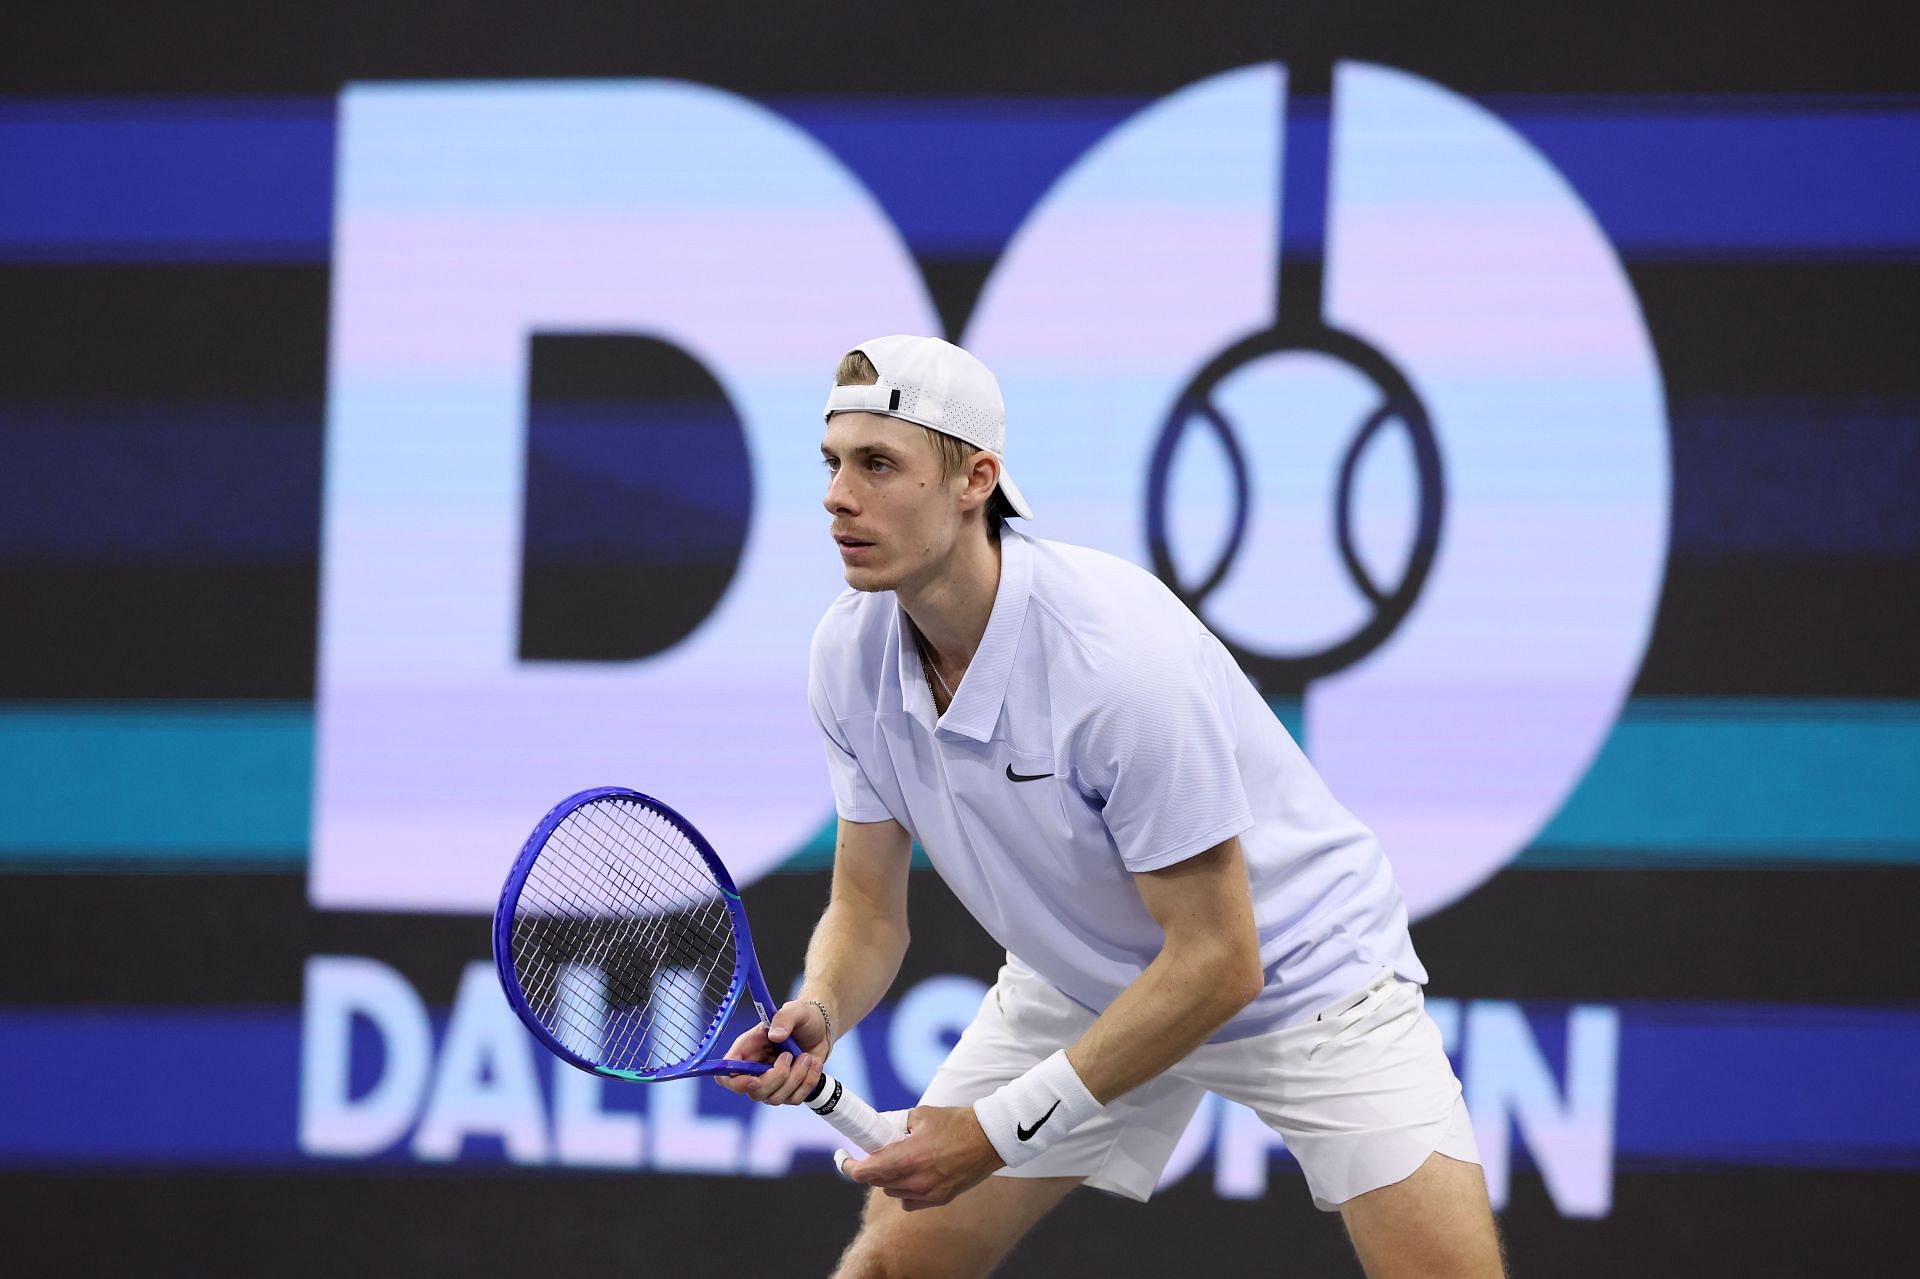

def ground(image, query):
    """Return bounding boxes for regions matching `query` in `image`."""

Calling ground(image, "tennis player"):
[719,335,1505,1278]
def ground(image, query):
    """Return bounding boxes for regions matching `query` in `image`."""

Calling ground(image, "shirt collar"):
[893,528,1035,741]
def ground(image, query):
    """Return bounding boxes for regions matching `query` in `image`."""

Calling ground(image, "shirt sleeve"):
[1078,635,1256,872]
[808,649,894,824]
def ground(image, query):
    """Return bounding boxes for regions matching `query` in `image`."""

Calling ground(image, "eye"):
[868,458,891,473]
[820,457,839,472]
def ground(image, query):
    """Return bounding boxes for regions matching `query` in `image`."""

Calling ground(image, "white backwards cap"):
[822,335,1033,519]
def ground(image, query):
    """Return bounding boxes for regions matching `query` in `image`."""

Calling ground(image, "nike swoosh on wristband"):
[1005,765,1053,782]
[1016,1101,1062,1141]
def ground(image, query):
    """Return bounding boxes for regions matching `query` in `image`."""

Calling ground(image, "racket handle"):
[805,1072,906,1153]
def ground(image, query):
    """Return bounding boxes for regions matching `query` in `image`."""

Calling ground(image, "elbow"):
[1189,939,1263,1016]
[1162,922,1265,1018]
[1222,947,1265,1012]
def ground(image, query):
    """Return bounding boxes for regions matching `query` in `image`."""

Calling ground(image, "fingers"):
[719,1023,772,1065]
[712,1024,776,1096]
[874,1167,951,1210]
[841,1146,904,1189]
[715,1050,823,1105]
[763,1051,825,1106]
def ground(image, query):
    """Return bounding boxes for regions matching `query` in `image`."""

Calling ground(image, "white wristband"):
[972,1050,1103,1168]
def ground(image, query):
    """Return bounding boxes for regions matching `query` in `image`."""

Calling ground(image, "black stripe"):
[0,266,328,401]
[3,1,1911,94]
[0,565,318,700]
[9,552,1911,700]
[1412,865,1920,1005]
[0,1168,1910,1276]
[1634,557,1920,698]
[1,866,1915,1007]
[1629,262,1920,398]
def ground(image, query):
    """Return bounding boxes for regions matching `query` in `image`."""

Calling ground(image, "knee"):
[830,1233,915,1279]
[829,1199,973,1279]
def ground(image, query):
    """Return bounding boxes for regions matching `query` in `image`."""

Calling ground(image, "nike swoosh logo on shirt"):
[1017,1100,1062,1141]
[1006,765,1053,782]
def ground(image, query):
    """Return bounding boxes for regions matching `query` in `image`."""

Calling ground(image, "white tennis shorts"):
[922,960,1480,1210]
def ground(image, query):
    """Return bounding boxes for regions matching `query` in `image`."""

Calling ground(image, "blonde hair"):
[835,348,1014,536]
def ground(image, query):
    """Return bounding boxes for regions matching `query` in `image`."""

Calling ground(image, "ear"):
[957,450,1001,513]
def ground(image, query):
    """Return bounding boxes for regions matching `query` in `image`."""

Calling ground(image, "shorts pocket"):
[1307,972,1410,1061]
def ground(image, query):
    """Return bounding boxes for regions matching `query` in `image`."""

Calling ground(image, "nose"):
[823,463,858,517]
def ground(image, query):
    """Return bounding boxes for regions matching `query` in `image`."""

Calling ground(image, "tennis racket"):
[493,786,906,1156]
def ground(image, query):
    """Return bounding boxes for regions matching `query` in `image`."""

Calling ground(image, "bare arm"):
[800,815,914,1036]
[1064,834,1265,1102]
[717,815,912,1105]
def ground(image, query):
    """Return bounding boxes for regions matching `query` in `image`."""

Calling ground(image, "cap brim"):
[996,469,1035,520]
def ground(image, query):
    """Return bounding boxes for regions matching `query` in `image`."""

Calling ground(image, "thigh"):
[832,1173,1082,1279]
[1339,1151,1505,1279]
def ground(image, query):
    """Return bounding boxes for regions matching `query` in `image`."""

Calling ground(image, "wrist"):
[797,986,838,1046]
[801,997,834,1050]
[971,1050,1103,1168]
[964,1107,1006,1172]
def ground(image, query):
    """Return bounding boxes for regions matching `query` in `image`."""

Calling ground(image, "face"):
[821,411,973,594]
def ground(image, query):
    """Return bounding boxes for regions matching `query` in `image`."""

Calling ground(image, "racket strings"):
[522,810,734,1065]
[509,797,741,1073]
[517,814,733,1070]
[590,802,738,1068]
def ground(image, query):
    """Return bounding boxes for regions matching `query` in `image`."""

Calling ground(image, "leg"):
[831,1174,1081,1279]
[1338,1151,1505,1279]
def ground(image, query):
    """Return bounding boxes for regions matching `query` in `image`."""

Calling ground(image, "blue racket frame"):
[493,785,795,1084]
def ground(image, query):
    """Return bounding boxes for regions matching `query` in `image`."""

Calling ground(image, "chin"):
[842,566,897,594]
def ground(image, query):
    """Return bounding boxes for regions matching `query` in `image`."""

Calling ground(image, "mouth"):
[834,534,876,551]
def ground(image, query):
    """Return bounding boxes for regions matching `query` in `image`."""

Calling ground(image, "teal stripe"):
[0,703,309,866]
[2,698,1915,871]
[1521,698,1920,867]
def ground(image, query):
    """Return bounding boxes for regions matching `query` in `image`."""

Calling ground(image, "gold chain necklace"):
[913,626,955,704]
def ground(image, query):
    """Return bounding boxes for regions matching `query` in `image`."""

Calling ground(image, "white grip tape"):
[971,1049,1103,1168]
[807,1072,907,1154]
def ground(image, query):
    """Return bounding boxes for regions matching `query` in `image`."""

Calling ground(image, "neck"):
[898,530,1004,675]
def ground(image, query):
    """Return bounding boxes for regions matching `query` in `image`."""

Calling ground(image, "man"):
[719,335,1504,1278]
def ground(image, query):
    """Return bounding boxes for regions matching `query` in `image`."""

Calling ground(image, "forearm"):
[798,894,909,1039]
[1066,938,1263,1104]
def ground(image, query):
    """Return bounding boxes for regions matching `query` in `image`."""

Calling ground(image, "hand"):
[841,1105,1005,1211]
[714,998,831,1105]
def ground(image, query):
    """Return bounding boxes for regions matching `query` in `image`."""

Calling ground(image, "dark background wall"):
[2,2,1916,1274]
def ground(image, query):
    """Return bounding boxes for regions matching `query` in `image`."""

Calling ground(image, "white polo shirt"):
[807,527,1426,1039]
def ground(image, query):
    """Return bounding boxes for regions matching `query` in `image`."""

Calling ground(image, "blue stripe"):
[2,95,1916,262]
[524,401,751,560]
[3,698,1915,869]
[1616,1002,1920,1169]
[0,98,335,262]
[1495,97,1920,259]
[1667,395,1920,558]
[0,401,322,561]
[5,395,1916,562]
[1,997,1914,1168]
[0,1007,298,1161]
